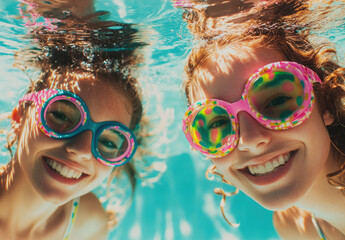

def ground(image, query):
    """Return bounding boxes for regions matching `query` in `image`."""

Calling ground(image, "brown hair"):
[5,13,149,229]
[181,0,311,40]
[183,21,345,192]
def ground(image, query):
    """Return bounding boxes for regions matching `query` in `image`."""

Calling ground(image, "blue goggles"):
[19,89,137,167]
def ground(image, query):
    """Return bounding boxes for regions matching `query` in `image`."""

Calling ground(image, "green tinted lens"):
[248,71,305,119]
[190,105,232,151]
[97,127,128,160]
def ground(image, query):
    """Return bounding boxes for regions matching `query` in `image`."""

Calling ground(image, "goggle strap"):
[18,89,59,106]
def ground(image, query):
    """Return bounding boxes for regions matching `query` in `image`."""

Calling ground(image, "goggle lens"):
[183,62,320,158]
[248,71,305,120]
[19,89,137,167]
[45,99,82,133]
[97,126,128,161]
[190,105,232,153]
[46,99,131,162]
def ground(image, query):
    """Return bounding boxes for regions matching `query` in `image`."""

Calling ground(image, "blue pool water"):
[0,1,344,240]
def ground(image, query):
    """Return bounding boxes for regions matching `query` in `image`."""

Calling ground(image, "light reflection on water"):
[0,1,344,240]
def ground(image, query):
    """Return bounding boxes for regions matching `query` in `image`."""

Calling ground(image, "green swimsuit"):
[63,198,80,240]
[311,214,326,240]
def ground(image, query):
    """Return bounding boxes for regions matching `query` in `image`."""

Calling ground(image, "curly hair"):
[183,25,345,193]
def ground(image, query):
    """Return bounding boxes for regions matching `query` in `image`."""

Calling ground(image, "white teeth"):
[52,161,57,169]
[66,170,74,178]
[265,161,274,172]
[56,163,62,172]
[60,166,68,176]
[249,167,255,175]
[72,171,80,178]
[278,155,285,165]
[247,152,292,176]
[257,165,265,174]
[46,158,83,179]
[272,160,279,168]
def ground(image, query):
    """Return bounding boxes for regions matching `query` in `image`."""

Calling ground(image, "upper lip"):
[43,155,90,175]
[236,149,297,170]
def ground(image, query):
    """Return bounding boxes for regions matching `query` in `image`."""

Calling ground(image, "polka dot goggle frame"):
[19,89,137,167]
[182,61,322,158]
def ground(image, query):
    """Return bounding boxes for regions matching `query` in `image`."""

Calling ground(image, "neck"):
[295,153,345,235]
[0,157,68,236]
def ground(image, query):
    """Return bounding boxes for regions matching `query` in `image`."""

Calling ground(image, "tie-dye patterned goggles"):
[182,61,322,158]
[19,89,137,166]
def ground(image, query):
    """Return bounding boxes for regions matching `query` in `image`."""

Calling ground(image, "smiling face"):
[15,74,132,204]
[190,46,333,210]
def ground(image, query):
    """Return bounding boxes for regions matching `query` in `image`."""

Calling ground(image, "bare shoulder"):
[273,206,321,240]
[69,193,108,240]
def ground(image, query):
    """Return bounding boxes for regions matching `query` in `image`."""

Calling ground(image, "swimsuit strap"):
[63,198,80,240]
[311,213,327,240]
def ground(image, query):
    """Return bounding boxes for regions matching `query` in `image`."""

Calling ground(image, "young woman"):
[0,3,147,239]
[180,2,345,239]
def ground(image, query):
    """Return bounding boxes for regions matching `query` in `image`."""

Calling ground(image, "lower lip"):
[241,151,296,186]
[42,157,86,185]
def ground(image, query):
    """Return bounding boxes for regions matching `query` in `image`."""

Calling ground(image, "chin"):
[251,192,299,211]
[35,185,75,205]
[259,201,294,211]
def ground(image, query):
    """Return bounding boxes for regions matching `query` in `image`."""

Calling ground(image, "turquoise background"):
[1,0,344,239]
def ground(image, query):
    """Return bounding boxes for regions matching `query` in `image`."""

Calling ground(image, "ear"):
[322,110,334,126]
[11,105,24,136]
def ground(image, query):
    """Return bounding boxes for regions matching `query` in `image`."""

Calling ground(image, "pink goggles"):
[182,61,322,158]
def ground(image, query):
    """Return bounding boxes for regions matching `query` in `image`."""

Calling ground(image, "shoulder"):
[69,193,108,240]
[273,206,321,240]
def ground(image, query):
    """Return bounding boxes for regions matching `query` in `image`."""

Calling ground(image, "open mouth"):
[43,157,84,180]
[246,150,297,177]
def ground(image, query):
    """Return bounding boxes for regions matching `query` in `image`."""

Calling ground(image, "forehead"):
[49,73,132,127]
[190,47,286,103]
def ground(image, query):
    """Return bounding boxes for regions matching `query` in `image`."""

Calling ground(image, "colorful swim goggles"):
[182,61,322,158]
[19,89,137,167]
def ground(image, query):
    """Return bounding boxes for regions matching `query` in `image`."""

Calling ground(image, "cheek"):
[300,105,331,151]
[95,164,113,181]
[102,165,113,176]
[17,111,40,155]
[304,114,331,167]
[211,156,234,180]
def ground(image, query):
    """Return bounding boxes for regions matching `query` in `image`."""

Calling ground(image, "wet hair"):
[5,11,149,229]
[180,0,311,40]
[183,10,345,193]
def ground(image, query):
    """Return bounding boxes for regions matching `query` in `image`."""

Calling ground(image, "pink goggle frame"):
[182,61,322,158]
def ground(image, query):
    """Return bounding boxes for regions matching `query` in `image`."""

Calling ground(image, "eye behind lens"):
[248,71,305,120]
[97,126,130,161]
[190,105,233,152]
[45,99,82,133]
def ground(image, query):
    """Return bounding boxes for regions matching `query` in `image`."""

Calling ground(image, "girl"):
[181,2,345,239]
[0,5,147,240]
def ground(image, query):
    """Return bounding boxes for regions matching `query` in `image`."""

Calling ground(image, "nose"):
[237,111,272,152]
[65,130,94,161]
